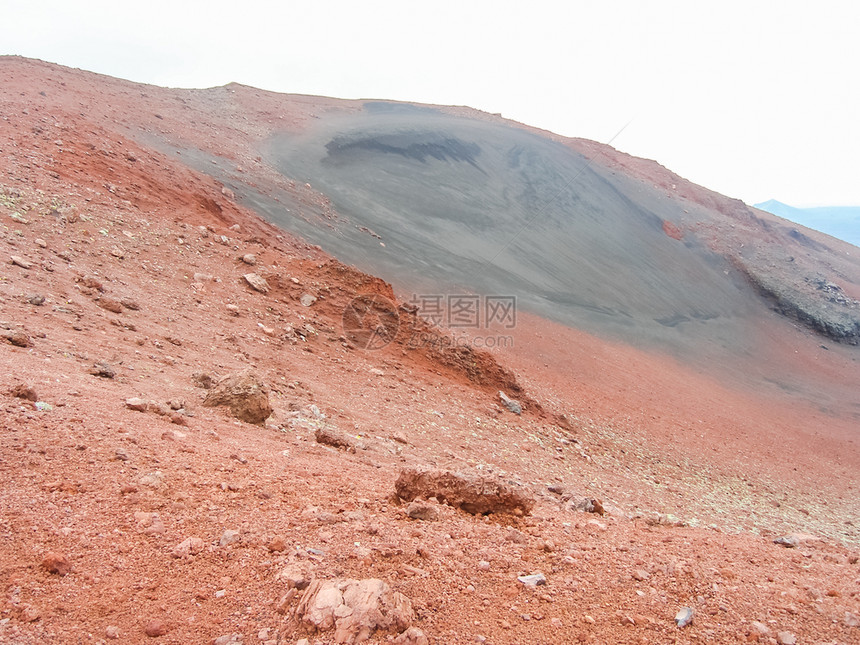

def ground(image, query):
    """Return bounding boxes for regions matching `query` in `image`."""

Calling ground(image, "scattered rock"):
[144,619,167,637]
[138,472,164,489]
[569,497,605,515]
[632,569,650,582]
[172,537,205,558]
[267,536,287,552]
[90,362,116,379]
[34,238,47,248]
[19,604,40,622]
[300,293,317,307]
[280,565,312,590]
[499,391,522,414]
[212,634,242,645]
[135,511,166,535]
[315,426,357,451]
[120,297,141,311]
[750,621,770,636]
[219,529,240,547]
[28,294,45,306]
[202,369,272,424]
[395,467,535,516]
[776,631,797,645]
[125,397,149,412]
[845,611,860,628]
[11,383,38,401]
[295,578,414,643]
[774,535,800,548]
[192,372,217,389]
[674,607,694,628]
[405,500,440,521]
[105,625,120,639]
[42,552,71,576]
[4,329,32,347]
[97,297,123,313]
[10,255,33,269]
[517,573,547,587]
[241,253,256,265]
[243,273,269,293]
[555,413,576,433]
[393,627,430,645]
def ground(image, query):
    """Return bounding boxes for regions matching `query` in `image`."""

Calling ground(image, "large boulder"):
[395,467,535,516]
[295,578,414,644]
[202,369,272,424]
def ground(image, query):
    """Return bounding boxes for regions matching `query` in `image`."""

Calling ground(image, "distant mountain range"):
[754,199,860,247]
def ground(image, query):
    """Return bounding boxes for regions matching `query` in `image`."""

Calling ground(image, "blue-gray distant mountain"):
[755,199,860,248]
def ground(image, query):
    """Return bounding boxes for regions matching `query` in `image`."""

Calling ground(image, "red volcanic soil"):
[0,57,859,644]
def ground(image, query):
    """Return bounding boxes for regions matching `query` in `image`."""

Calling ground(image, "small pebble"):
[42,552,71,576]
[11,255,33,269]
[144,620,167,637]
[674,607,694,628]
[517,573,546,586]
[776,632,797,645]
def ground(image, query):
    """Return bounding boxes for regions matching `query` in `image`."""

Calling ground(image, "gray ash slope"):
[234,103,857,354]
[254,107,744,352]
[131,86,859,357]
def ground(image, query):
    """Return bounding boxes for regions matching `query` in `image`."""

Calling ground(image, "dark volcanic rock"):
[738,262,860,345]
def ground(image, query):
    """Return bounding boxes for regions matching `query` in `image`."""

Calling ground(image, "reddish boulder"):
[202,369,272,424]
[395,467,534,516]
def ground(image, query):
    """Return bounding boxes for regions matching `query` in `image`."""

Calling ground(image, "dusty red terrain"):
[0,57,859,644]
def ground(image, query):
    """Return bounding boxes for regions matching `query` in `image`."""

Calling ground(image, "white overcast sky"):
[3,0,858,207]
